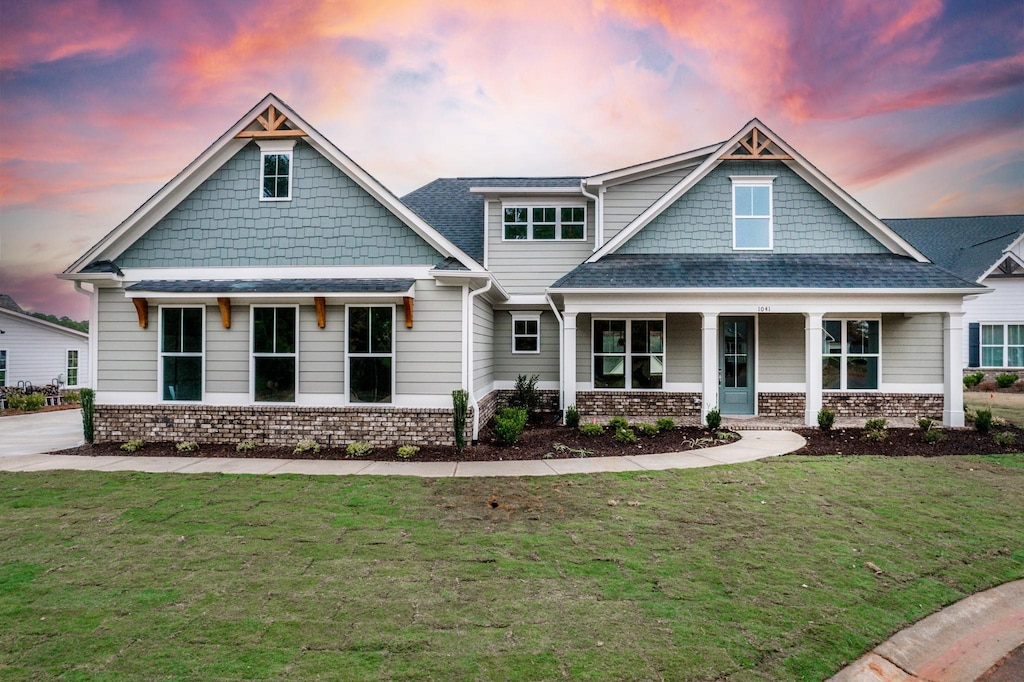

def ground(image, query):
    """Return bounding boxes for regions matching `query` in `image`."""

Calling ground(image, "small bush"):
[656,417,675,432]
[635,422,659,437]
[865,418,888,432]
[120,439,145,452]
[922,429,946,444]
[175,441,199,453]
[80,388,95,444]
[294,439,321,455]
[608,416,629,430]
[236,440,258,453]
[565,405,581,428]
[508,374,540,416]
[817,408,836,432]
[346,442,372,457]
[579,422,605,437]
[9,393,45,411]
[452,389,469,450]
[973,408,993,434]
[614,427,638,444]
[862,429,888,442]
[991,416,1008,428]
[705,407,721,431]
[994,431,1016,446]
[963,372,985,388]
[917,417,934,431]
[716,431,739,442]
[995,372,1019,389]
[62,390,81,405]
[397,445,420,459]
[494,407,527,445]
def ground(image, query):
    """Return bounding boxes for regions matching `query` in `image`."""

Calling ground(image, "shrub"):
[452,389,468,450]
[817,408,835,432]
[973,408,993,434]
[963,372,985,388]
[635,422,659,437]
[917,417,935,431]
[656,417,675,432]
[565,405,580,428]
[705,407,722,431]
[614,427,638,444]
[991,416,1008,428]
[865,418,888,432]
[922,429,946,444]
[80,388,95,444]
[236,440,258,452]
[608,416,629,430]
[995,373,1019,389]
[346,442,371,457]
[994,431,1016,446]
[120,439,145,452]
[508,374,540,416]
[716,431,739,442]
[62,390,81,405]
[294,439,321,455]
[579,422,605,437]
[494,407,527,445]
[176,441,199,453]
[397,445,420,459]
[862,429,888,442]
[9,393,45,411]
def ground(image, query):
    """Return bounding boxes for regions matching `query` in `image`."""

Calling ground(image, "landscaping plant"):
[508,374,540,416]
[236,440,258,452]
[973,408,993,434]
[564,404,580,428]
[608,416,629,430]
[963,371,985,388]
[579,422,604,437]
[817,407,835,432]
[120,439,145,452]
[635,422,659,437]
[863,418,888,442]
[614,426,638,445]
[993,431,1016,446]
[493,407,527,445]
[397,445,420,459]
[656,417,675,432]
[705,407,722,431]
[175,441,199,453]
[995,372,1019,389]
[80,388,95,444]
[294,439,321,455]
[346,442,372,457]
[917,416,934,431]
[452,389,469,450]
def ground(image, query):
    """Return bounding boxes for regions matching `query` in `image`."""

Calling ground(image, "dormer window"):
[256,139,295,201]
[503,205,586,241]
[732,176,774,250]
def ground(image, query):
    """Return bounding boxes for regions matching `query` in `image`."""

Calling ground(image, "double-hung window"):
[161,307,203,401]
[252,306,296,402]
[732,176,774,250]
[257,140,294,201]
[822,319,880,390]
[982,323,1024,367]
[593,319,664,389]
[348,306,393,403]
[512,314,540,353]
[503,205,586,241]
[66,350,79,388]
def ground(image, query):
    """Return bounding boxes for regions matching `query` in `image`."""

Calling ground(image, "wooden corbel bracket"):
[132,298,149,328]
[217,298,232,328]
[403,297,414,328]
[314,297,326,328]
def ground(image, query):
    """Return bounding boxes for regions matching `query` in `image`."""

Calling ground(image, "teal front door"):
[720,317,755,415]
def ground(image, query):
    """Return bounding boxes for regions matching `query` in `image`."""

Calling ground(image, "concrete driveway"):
[0,409,83,456]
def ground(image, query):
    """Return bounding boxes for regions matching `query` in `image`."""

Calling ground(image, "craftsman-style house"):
[61,94,986,445]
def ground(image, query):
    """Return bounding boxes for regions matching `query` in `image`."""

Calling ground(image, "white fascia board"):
[123,289,415,301]
[56,272,121,283]
[493,295,551,309]
[121,266,435,280]
[0,308,90,339]
[584,143,720,187]
[430,271,509,301]
[470,186,584,197]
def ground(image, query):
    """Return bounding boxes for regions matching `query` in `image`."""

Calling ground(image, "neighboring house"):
[0,294,90,391]
[885,216,1024,374]
[60,94,985,445]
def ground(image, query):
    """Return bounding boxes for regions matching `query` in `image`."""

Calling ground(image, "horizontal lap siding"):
[962,278,1024,365]
[666,313,701,383]
[494,311,559,382]
[759,314,805,382]
[396,281,462,395]
[882,313,943,383]
[299,305,344,395]
[602,167,691,243]
[0,314,89,388]
[206,306,249,394]
[98,287,156,392]
[473,297,494,391]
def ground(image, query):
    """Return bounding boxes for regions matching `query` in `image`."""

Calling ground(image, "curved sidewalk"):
[0,429,806,477]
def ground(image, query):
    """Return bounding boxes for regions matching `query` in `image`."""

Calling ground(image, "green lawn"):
[965,391,1024,426]
[2,455,1022,681]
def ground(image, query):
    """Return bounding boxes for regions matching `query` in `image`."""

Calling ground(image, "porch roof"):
[551,254,983,291]
[126,278,416,294]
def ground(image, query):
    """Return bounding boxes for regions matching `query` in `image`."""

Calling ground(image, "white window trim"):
[511,313,541,354]
[250,304,299,404]
[822,318,881,392]
[501,202,587,242]
[158,305,206,403]
[345,304,396,405]
[0,349,7,387]
[592,316,666,391]
[257,139,296,202]
[980,322,1024,368]
[731,175,775,251]
[65,348,80,388]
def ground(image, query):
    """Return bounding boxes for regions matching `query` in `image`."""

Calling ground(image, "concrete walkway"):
[0,408,83,456]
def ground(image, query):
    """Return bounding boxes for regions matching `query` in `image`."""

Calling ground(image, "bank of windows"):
[252,306,297,403]
[732,177,774,250]
[66,350,79,388]
[161,307,204,401]
[512,314,540,354]
[593,319,664,390]
[503,206,586,241]
[982,323,1024,367]
[348,306,393,403]
[822,319,879,391]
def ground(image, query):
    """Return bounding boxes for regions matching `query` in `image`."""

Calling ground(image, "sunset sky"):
[1,0,1022,320]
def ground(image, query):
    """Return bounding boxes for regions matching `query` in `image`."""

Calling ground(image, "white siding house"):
[0,298,90,390]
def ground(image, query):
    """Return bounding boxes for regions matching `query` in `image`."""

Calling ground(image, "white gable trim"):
[587,119,928,264]
[0,308,89,340]
[584,143,720,188]
[65,94,482,275]
[979,248,1024,281]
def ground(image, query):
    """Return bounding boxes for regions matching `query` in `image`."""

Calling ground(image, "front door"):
[720,316,754,415]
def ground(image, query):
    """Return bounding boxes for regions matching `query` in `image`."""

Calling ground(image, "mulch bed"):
[796,426,1024,456]
[1,404,81,417]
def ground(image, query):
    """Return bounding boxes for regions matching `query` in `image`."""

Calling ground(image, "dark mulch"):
[1,404,81,418]
[796,426,1024,456]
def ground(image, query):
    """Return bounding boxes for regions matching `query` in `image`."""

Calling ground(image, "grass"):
[965,391,1024,426]
[1,455,1022,680]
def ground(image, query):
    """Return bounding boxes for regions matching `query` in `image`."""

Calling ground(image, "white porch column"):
[563,312,578,413]
[804,312,824,426]
[943,312,965,427]
[701,313,718,420]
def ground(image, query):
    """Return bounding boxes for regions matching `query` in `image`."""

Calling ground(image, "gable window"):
[512,314,540,354]
[66,350,79,388]
[503,205,586,241]
[257,139,295,201]
[732,176,774,250]
[822,319,880,390]
[982,323,1024,367]
[593,319,664,389]
[252,306,296,402]
[348,306,393,403]
[0,350,6,386]
[161,307,203,401]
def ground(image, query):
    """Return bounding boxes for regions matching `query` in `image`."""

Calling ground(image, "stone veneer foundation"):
[822,393,943,419]
[574,391,702,420]
[757,393,806,418]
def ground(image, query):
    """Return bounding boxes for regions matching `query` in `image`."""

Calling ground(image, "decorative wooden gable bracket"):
[721,128,793,161]
[403,297,414,328]
[235,105,307,139]
[996,256,1024,276]
[314,297,327,328]
[217,298,232,328]
[132,298,149,328]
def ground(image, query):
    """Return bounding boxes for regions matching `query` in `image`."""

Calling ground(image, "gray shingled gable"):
[0,294,26,314]
[884,215,1024,282]
[551,254,983,290]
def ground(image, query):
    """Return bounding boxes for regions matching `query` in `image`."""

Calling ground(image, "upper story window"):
[732,176,774,250]
[503,205,586,241]
[256,139,295,202]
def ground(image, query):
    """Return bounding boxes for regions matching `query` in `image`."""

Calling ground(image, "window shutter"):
[968,323,980,368]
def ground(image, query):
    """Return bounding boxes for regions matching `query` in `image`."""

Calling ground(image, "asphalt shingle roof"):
[0,294,26,314]
[402,177,583,263]
[884,215,1023,283]
[127,279,415,294]
[551,254,983,290]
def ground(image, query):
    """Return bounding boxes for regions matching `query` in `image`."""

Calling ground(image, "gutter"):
[579,181,602,251]
[466,278,493,443]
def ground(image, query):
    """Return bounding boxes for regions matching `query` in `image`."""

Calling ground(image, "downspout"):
[580,180,601,252]
[73,281,97,390]
[467,278,493,443]
[545,293,565,418]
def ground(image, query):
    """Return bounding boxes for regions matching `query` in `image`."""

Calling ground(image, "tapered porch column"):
[804,312,824,426]
[563,312,578,413]
[943,312,965,427]
[701,313,718,420]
